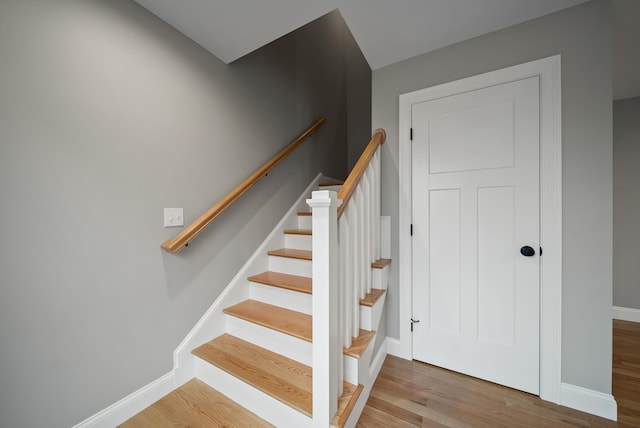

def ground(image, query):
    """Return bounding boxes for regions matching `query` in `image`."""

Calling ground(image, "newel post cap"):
[307,190,343,208]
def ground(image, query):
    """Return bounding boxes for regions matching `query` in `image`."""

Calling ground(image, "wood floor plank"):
[248,271,312,294]
[268,248,312,260]
[118,378,273,428]
[614,319,640,427]
[192,334,313,417]
[357,355,618,428]
[358,405,421,428]
[224,299,312,341]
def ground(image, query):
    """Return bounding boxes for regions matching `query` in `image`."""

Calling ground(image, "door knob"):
[520,246,535,257]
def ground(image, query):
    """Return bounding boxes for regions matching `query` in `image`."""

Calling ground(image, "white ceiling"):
[133,0,639,99]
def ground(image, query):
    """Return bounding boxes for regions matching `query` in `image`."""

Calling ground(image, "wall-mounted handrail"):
[161,117,326,254]
[337,129,386,219]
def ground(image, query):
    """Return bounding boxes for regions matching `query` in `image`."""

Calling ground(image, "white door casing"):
[394,55,562,403]
[411,76,540,394]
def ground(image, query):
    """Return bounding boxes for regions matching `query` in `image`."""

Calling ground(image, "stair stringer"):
[339,262,390,427]
[172,172,324,387]
[341,337,388,428]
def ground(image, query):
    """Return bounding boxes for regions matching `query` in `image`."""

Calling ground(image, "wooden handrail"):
[162,117,326,254]
[337,128,386,218]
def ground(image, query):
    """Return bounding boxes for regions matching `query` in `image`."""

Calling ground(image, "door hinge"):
[410,224,413,236]
[411,318,420,332]
[410,128,413,141]
[540,247,543,256]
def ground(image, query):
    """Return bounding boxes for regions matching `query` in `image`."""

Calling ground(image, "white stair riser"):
[372,265,389,290]
[360,294,386,331]
[284,233,312,251]
[344,355,358,385]
[269,255,312,277]
[343,336,376,386]
[195,358,312,427]
[249,282,312,315]
[225,315,312,366]
[298,215,312,230]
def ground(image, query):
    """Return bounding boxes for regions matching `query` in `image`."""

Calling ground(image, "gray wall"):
[0,2,370,427]
[614,96,640,310]
[373,0,613,393]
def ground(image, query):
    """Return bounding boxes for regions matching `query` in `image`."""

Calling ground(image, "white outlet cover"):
[164,208,184,227]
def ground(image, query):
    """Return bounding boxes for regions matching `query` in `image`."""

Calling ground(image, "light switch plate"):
[164,208,184,227]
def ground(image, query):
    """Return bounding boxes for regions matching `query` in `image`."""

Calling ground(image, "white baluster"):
[348,205,359,339]
[340,214,351,348]
[374,151,381,260]
[365,167,373,295]
[356,186,366,301]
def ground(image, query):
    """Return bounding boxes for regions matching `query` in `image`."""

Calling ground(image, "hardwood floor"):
[613,320,640,427]
[359,320,640,427]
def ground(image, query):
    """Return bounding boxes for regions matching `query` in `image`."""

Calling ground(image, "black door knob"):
[520,246,535,257]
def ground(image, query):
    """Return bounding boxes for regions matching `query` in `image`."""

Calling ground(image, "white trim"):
[559,383,617,421]
[72,372,175,428]
[398,56,563,401]
[386,337,403,358]
[613,306,640,323]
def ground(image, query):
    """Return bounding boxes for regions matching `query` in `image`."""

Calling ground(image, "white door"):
[411,76,540,394]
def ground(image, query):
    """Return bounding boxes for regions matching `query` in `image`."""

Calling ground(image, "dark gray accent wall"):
[614,96,640,310]
[0,2,370,427]
[373,0,613,393]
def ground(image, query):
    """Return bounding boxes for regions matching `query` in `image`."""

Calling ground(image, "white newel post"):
[307,190,342,427]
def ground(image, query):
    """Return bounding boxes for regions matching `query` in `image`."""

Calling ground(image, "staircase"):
[119,178,389,427]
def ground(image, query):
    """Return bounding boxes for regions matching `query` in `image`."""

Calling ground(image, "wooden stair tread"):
[343,329,376,359]
[248,271,312,294]
[319,181,344,187]
[224,299,312,342]
[359,288,386,307]
[268,248,312,260]
[297,211,312,216]
[193,334,313,417]
[371,258,392,269]
[332,382,364,428]
[284,229,312,235]
[118,378,273,428]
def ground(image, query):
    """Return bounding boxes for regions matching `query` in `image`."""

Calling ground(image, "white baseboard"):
[613,306,640,323]
[72,371,175,428]
[559,383,617,421]
[386,336,412,360]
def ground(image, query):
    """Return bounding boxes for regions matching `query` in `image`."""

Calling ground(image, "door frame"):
[395,55,562,403]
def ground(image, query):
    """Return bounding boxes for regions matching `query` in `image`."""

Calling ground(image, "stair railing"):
[161,118,325,254]
[307,128,386,426]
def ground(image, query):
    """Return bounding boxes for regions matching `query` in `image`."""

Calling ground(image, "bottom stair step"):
[193,333,313,417]
[332,382,364,428]
[118,378,273,428]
